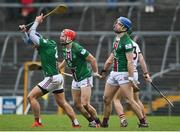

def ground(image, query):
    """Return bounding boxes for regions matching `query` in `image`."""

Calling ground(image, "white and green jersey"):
[132,41,141,72]
[62,42,91,82]
[38,38,59,77]
[28,21,59,77]
[112,33,133,72]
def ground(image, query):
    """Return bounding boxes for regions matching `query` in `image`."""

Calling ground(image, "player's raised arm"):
[29,14,44,45]
[19,25,33,45]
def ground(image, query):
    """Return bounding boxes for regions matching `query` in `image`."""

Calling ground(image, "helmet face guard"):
[60,29,76,45]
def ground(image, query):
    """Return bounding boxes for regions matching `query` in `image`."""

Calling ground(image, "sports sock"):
[119,113,126,122]
[72,119,79,125]
[35,117,42,123]
[94,117,101,124]
[87,117,94,122]
[139,117,146,124]
[102,117,109,125]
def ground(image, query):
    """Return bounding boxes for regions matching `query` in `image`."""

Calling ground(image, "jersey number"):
[55,47,58,59]
[133,46,137,60]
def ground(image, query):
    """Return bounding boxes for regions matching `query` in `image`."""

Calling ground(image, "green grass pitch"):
[0,115,180,131]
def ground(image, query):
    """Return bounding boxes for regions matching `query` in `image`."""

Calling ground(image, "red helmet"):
[62,29,76,41]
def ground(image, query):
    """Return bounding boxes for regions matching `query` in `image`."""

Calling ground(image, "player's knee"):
[27,94,34,102]
[81,98,89,106]
[103,96,111,105]
[27,95,31,102]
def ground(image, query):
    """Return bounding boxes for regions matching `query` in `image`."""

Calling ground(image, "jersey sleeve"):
[22,32,33,45]
[39,38,56,48]
[76,44,89,59]
[136,44,141,54]
[29,21,40,45]
[125,42,133,53]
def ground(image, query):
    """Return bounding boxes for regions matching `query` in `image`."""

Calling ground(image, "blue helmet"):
[117,17,132,31]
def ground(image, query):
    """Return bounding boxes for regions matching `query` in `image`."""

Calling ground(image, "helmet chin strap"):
[114,26,128,34]
[66,38,72,43]
[61,37,72,46]
[61,43,69,46]
[119,30,127,33]
[114,30,127,34]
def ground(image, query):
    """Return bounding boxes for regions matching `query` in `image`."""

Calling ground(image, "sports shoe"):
[89,120,97,127]
[72,124,81,128]
[95,118,101,128]
[32,121,43,127]
[101,123,109,128]
[120,119,128,127]
[138,123,149,128]
[96,123,101,128]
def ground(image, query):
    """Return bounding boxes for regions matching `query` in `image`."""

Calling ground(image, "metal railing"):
[0,36,18,73]
[0,36,10,72]
[160,1,180,74]
[0,2,142,8]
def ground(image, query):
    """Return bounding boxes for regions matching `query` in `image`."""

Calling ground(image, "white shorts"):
[72,76,93,90]
[134,71,139,82]
[107,71,139,86]
[107,71,130,86]
[38,74,64,94]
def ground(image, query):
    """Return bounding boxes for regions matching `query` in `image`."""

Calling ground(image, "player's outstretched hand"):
[143,73,152,82]
[92,72,102,79]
